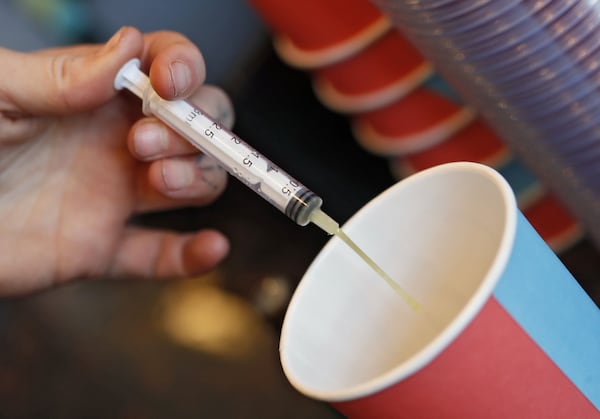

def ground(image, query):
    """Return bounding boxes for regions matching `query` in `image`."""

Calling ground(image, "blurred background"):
[0,0,598,417]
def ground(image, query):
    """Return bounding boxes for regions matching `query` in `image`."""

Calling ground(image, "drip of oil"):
[310,209,420,311]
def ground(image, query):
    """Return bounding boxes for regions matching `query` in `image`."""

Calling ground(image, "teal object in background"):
[0,0,55,49]
[423,73,463,104]
[497,158,541,205]
[10,0,91,42]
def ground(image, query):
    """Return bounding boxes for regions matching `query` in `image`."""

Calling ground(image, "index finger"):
[140,31,206,100]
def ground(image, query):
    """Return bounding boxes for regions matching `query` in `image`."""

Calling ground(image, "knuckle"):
[49,54,78,111]
[0,111,45,143]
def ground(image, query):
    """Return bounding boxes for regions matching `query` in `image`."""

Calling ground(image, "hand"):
[0,27,233,296]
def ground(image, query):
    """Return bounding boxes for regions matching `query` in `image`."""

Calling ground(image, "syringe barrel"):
[115,59,323,226]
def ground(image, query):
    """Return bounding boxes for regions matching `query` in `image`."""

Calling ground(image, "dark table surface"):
[0,46,598,419]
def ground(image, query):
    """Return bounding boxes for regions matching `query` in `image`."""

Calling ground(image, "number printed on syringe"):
[181,103,302,212]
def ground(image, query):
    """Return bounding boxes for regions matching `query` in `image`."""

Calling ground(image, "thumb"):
[0,26,143,115]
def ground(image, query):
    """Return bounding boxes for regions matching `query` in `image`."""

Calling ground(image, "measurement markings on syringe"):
[182,107,302,209]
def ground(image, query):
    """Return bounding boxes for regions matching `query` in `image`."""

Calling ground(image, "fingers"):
[130,85,234,211]
[148,154,228,201]
[129,85,235,161]
[140,30,206,100]
[0,26,207,115]
[108,227,229,279]
[0,26,144,115]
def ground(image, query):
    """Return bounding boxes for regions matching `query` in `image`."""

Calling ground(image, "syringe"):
[115,59,338,234]
[114,59,419,310]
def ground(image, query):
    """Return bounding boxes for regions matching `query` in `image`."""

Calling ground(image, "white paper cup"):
[279,162,600,418]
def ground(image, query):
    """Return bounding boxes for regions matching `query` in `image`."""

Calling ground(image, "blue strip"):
[494,212,600,410]
[423,74,463,103]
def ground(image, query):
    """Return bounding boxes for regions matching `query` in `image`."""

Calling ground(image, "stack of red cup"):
[248,0,582,253]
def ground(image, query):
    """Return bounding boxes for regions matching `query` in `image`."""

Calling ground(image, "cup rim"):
[279,162,518,401]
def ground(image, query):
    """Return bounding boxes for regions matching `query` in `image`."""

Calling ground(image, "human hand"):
[0,27,233,295]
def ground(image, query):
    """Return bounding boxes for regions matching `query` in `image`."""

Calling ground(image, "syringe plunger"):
[114,59,326,227]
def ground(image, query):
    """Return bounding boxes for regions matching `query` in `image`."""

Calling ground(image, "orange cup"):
[248,0,390,67]
[313,30,432,112]
[522,193,583,253]
[392,118,509,176]
[352,87,475,155]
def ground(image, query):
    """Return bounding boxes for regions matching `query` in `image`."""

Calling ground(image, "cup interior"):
[280,162,516,400]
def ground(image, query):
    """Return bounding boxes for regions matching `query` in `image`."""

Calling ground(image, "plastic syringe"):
[114,58,338,235]
[114,59,419,310]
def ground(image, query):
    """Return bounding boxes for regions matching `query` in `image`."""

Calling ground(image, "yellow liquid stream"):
[309,209,420,311]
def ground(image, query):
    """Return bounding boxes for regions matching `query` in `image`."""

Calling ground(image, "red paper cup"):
[280,162,600,418]
[313,30,432,112]
[392,118,510,176]
[491,159,582,253]
[248,0,390,68]
[522,192,583,254]
[352,88,475,155]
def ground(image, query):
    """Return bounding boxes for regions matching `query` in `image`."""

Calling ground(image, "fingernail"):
[162,160,195,190]
[134,123,168,159]
[169,60,191,97]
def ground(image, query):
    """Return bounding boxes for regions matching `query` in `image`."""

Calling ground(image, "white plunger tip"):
[114,58,146,98]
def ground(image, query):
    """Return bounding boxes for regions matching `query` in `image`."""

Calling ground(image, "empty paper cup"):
[280,162,599,418]
[248,0,390,68]
[352,88,475,155]
[393,118,509,176]
[312,30,432,112]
